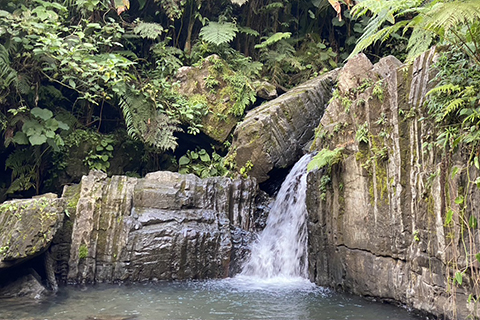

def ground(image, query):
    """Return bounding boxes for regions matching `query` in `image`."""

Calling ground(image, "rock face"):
[306,50,480,319]
[66,170,258,283]
[0,194,65,269]
[227,69,338,183]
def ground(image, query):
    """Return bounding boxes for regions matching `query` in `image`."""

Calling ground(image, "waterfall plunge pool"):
[0,277,425,320]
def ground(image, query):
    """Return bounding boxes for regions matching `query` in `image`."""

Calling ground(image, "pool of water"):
[0,276,425,320]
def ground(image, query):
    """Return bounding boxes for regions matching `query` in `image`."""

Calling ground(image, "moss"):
[79,244,88,259]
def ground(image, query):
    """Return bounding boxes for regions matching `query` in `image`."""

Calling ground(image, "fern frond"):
[143,112,181,151]
[0,44,17,89]
[307,147,344,172]
[443,98,466,119]
[424,1,480,35]
[117,88,182,151]
[349,20,408,58]
[255,32,292,49]
[134,22,164,40]
[199,21,238,46]
[237,26,259,37]
[426,84,462,97]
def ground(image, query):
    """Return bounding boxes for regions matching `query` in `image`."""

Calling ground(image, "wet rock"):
[67,171,258,283]
[253,81,278,100]
[227,69,338,183]
[306,50,478,319]
[0,195,65,269]
[0,269,47,299]
[229,227,256,276]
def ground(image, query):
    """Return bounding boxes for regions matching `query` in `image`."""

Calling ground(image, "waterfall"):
[240,154,313,279]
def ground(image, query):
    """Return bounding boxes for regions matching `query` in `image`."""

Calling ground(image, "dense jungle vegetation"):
[0,0,479,201]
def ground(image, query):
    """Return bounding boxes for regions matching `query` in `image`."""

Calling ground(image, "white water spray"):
[240,154,313,280]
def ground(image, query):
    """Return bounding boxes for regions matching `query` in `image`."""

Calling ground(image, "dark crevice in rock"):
[336,244,407,262]
[259,166,291,196]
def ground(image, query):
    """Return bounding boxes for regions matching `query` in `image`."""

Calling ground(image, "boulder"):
[0,194,65,269]
[227,69,338,183]
[175,55,252,142]
[67,170,258,283]
[0,269,47,299]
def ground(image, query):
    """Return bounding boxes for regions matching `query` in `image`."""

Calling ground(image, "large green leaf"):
[12,132,28,145]
[199,22,238,46]
[179,156,190,166]
[29,133,47,146]
[31,107,53,121]
[22,120,42,136]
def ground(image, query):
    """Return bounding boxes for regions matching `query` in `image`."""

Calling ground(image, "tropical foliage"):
[0,0,355,199]
[349,0,480,63]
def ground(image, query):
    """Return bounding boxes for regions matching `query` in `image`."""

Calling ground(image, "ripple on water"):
[0,281,425,320]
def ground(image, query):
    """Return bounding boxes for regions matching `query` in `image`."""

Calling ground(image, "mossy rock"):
[175,55,248,142]
[0,195,65,268]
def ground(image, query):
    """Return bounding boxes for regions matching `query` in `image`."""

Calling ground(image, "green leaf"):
[451,167,459,179]
[475,253,480,264]
[57,121,69,131]
[45,130,55,138]
[469,215,478,229]
[255,32,291,49]
[445,209,454,226]
[29,134,47,146]
[12,132,28,145]
[101,155,109,161]
[199,21,238,46]
[45,118,59,131]
[200,153,211,163]
[455,271,463,285]
[190,152,198,160]
[106,145,114,151]
[69,79,76,89]
[455,196,464,205]
[179,156,190,166]
[31,107,53,121]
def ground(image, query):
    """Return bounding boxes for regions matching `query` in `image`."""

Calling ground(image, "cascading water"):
[239,153,313,281]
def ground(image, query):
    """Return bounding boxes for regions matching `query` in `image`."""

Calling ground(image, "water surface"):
[0,278,424,320]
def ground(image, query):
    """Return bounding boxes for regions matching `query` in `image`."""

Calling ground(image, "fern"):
[134,22,164,40]
[118,89,181,151]
[199,21,238,46]
[143,112,180,151]
[426,84,462,97]
[443,98,466,120]
[255,32,292,49]
[154,0,184,20]
[350,0,480,63]
[0,44,17,90]
[307,147,344,172]
[5,148,36,194]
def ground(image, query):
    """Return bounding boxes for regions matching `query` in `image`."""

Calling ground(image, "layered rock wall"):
[307,51,480,319]
[66,171,257,283]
